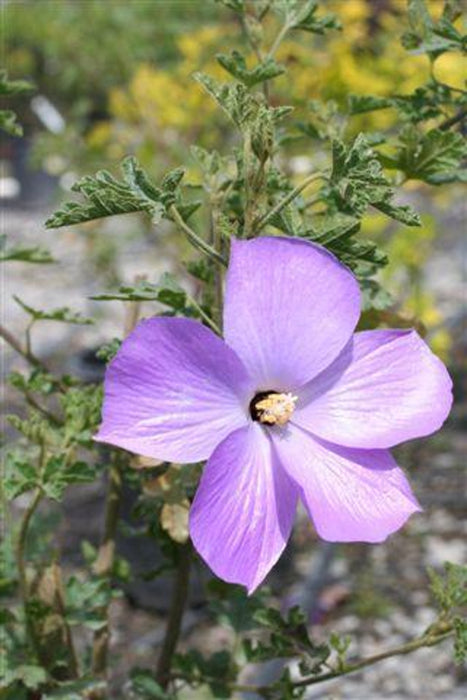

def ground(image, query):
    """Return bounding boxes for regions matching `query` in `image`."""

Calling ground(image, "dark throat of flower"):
[249,390,297,427]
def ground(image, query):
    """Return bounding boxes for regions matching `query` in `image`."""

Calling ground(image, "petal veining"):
[223,236,360,390]
[96,317,254,462]
[272,424,420,543]
[190,423,298,593]
[294,329,453,449]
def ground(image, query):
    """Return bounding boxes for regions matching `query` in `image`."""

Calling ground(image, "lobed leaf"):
[402,0,466,56]
[290,0,341,34]
[194,72,258,128]
[217,51,285,87]
[0,235,55,263]
[328,133,421,225]
[45,157,187,228]
[382,127,467,184]
[14,295,93,324]
[0,70,34,137]
[91,273,187,309]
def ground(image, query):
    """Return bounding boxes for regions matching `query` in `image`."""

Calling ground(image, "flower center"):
[250,391,298,427]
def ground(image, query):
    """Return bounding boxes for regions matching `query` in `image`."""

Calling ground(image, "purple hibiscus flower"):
[96,236,452,593]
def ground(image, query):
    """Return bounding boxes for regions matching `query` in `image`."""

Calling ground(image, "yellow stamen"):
[255,392,297,427]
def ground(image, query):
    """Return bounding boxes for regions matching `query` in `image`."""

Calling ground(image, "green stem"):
[254,171,326,233]
[267,20,291,59]
[303,193,322,211]
[156,542,193,690]
[210,205,224,331]
[171,624,454,696]
[292,627,454,689]
[240,10,270,101]
[186,294,221,336]
[170,205,227,267]
[242,128,255,239]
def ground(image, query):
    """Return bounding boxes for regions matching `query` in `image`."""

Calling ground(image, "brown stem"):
[15,487,44,665]
[439,107,467,131]
[1,323,67,393]
[0,323,46,371]
[91,461,123,676]
[24,391,63,426]
[156,541,193,689]
[123,297,142,336]
[16,488,42,602]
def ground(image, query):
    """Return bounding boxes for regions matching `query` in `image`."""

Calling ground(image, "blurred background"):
[2,1,466,697]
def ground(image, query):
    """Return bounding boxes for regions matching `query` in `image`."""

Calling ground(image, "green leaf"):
[296,99,345,141]
[305,212,360,245]
[9,369,55,395]
[0,235,55,263]
[305,214,389,291]
[359,279,393,312]
[95,337,122,363]
[386,82,460,124]
[454,617,467,664]
[65,576,111,629]
[3,454,38,499]
[372,200,422,227]
[442,0,463,23]
[2,664,47,690]
[60,384,103,447]
[45,157,188,228]
[129,669,170,699]
[328,133,421,225]
[194,73,257,129]
[0,71,34,137]
[384,127,467,184]
[290,0,341,34]
[402,0,466,56]
[215,0,245,11]
[348,95,393,115]
[41,457,97,501]
[0,608,17,624]
[0,70,34,97]
[429,562,467,613]
[43,679,107,699]
[173,649,236,698]
[217,51,285,87]
[14,295,93,325]
[7,413,51,445]
[243,604,330,673]
[92,272,187,310]
[0,109,24,137]
[268,204,305,237]
[209,583,271,633]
